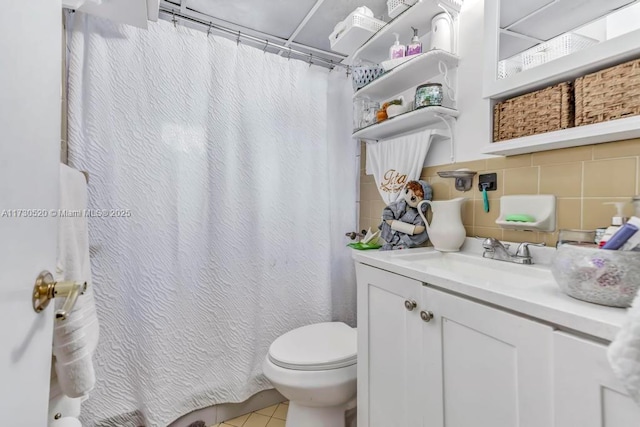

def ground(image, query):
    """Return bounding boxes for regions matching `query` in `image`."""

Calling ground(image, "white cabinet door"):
[0,1,61,426]
[356,263,423,427]
[554,332,640,427]
[421,286,554,427]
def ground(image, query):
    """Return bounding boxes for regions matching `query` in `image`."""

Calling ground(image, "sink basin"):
[380,249,553,286]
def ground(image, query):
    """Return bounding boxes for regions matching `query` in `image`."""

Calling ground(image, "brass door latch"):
[32,271,87,320]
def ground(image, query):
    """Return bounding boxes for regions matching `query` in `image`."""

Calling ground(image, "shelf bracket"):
[437,2,459,20]
[359,137,380,143]
[434,113,456,163]
[438,60,456,105]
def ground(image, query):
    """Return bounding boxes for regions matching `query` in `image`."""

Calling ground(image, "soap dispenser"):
[406,27,422,56]
[389,32,406,59]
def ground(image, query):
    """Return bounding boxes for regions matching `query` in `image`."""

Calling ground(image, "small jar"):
[415,83,443,108]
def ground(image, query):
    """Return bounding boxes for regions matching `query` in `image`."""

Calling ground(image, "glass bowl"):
[551,243,640,307]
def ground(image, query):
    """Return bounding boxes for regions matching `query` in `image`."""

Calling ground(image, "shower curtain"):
[67,15,356,427]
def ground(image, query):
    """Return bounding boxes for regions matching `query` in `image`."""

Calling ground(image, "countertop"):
[352,240,630,342]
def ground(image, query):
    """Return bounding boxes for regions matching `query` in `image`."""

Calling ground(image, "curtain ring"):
[263,40,269,53]
[207,22,212,37]
[171,10,178,28]
[287,49,292,61]
[329,60,335,72]
[308,54,313,67]
[236,31,241,46]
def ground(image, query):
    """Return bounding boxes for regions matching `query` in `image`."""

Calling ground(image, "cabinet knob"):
[404,299,417,311]
[420,310,434,322]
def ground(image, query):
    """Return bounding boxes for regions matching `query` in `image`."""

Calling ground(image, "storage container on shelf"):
[521,33,598,71]
[575,57,640,126]
[351,64,385,91]
[329,8,386,56]
[493,82,574,142]
[498,55,522,80]
[386,0,418,19]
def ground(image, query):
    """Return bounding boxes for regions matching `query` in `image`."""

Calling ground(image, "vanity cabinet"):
[355,263,423,427]
[356,262,640,426]
[420,286,553,427]
[554,332,640,427]
[356,263,554,427]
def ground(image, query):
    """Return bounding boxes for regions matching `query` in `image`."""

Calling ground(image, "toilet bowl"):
[263,322,357,427]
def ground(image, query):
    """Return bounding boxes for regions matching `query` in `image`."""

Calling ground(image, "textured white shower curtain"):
[67,15,356,427]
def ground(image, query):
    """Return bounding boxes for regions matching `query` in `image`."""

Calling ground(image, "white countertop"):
[352,240,630,342]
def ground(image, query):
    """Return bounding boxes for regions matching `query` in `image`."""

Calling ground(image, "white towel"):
[608,289,640,405]
[53,164,99,398]
[49,367,83,427]
[365,129,435,204]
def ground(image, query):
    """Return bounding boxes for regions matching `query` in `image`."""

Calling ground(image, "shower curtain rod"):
[158,7,350,72]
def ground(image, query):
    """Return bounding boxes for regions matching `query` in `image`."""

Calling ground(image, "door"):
[355,263,423,427]
[421,286,554,427]
[0,1,61,426]
[554,331,640,427]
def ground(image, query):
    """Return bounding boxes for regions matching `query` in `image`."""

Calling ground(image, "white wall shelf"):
[353,106,458,141]
[483,27,640,100]
[482,115,640,156]
[352,0,463,64]
[69,0,155,29]
[354,50,459,101]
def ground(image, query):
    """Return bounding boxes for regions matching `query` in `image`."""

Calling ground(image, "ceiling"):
[164,0,388,59]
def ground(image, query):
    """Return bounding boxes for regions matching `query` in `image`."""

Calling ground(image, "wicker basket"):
[575,58,640,126]
[493,82,574,142]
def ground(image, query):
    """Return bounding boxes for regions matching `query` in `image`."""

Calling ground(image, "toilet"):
[263,322,357,427]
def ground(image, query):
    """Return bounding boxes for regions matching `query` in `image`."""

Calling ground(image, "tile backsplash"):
[358,138,640,246]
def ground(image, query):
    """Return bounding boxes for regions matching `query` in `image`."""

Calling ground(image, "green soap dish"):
[505,214,536,223]
[347,242,382,250]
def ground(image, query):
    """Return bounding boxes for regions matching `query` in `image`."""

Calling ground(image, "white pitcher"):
[418,197,467,252]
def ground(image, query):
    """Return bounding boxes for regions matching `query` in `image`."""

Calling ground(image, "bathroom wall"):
[359,139,640,246]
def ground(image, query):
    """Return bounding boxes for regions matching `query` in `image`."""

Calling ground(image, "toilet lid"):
[268,322,357,371]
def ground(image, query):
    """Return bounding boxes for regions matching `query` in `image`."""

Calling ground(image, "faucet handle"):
[480,236,497,249]
[515,242,545,257]
[478,236,509,250]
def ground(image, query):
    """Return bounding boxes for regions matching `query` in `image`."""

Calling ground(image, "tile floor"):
[210,402,288,427]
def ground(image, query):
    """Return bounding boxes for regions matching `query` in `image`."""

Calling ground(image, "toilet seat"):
[268,322,356,371]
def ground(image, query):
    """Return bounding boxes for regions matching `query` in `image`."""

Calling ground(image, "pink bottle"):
[389,32,405,59]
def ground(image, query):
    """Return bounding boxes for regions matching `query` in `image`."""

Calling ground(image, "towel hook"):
[32,271,87,320]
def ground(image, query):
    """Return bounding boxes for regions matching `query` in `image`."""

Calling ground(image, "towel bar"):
[32,271,87,320]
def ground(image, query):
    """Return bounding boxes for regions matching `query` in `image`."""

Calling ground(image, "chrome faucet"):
[481,237,545,265]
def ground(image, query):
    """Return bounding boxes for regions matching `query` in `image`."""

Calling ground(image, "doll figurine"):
[379,180,432,251]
